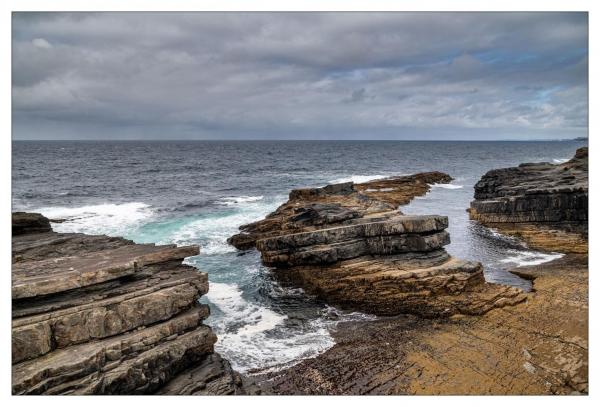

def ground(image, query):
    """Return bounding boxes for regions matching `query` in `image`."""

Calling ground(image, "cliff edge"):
[11,212,245,395]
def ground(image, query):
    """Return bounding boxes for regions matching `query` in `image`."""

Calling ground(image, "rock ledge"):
[12,213,245,395]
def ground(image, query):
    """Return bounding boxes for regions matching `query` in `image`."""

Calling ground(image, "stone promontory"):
[12,212,245,395]
[469,147,588,253]
[253,155,588,395]
[229,173,525,317]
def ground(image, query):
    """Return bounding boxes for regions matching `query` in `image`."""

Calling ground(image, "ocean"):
[12,139,586,372]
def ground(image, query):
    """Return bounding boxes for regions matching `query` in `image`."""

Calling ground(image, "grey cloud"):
[12,12,588,140]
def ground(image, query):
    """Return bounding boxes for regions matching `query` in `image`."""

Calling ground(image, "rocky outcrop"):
[252,157,588,395]
[12,212,51,235]
[469,147,588,253]
[11,213,244,395]
[229,174,525,317]
[257,255,588,395]
[228,172,452,250]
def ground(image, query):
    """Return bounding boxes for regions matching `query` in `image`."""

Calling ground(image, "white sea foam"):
[485,228,525,245]
[218,195,264,206]
[165,198,282,250]
[500,249,564,267]
[207,282,287,335]
[205,281,376,373]
[430,183,463,189]
[206,282,331,372]
[553,158,569,164]
[36,202,154,236]
[328,174,388,184]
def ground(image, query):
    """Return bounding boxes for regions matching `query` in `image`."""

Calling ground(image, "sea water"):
[12,140,584,372]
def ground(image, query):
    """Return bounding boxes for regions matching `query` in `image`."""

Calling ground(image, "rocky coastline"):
[12,149,588,395]
[230,173,525,317]
[239,151,588,395]
[11,213,245,395]
[468,147,588,254]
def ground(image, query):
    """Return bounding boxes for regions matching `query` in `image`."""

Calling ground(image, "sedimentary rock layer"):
[11,213,244,395]
[469,147,588,253]
[230,173,525,317]
[228,172,452,250]
[254,156,588,395]
[256,254,588,395]
[256,215,451,267]
[275,252,524,317]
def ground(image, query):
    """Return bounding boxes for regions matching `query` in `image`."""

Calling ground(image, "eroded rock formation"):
[254,153,589,395]
[229,172,454,250]
[469,147,588,253]
[257,255,588,395]
[11,213,245,395]
[229,173,525,317]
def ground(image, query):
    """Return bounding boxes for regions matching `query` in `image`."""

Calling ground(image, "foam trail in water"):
[205,282,337,372]
[430,183,463,189]
[329,174,388,184]
[500,250,564,267]
[218,195,264,206]
[553,158,569,164]
[35,202,154,236]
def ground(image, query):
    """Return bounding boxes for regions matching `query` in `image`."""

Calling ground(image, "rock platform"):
[11,213,245,395]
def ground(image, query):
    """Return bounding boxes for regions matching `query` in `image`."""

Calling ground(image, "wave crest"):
[500,250,564,267]
[218,195,264,206]
[35,202,154,236]
[328,174,388,184]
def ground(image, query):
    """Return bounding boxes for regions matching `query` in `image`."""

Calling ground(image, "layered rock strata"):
[255,154,589,395]
[257,255,588,395]
[228,172,453,250]
[469,147,588,253]
[230,174,525,317]
[12,213,244,395]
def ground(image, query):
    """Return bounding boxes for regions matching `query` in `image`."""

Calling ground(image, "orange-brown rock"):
[256,255,588,395]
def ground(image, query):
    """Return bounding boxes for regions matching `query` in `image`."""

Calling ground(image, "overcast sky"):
[12,12,588,140]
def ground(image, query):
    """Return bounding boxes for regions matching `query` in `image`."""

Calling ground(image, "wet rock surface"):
[469,147,588,253]
[11,213,245,395]
[12,212,52,236]
[230,173,525,317]
[250,157,588,395]
[257,255,588,395]
[228,172,452,250]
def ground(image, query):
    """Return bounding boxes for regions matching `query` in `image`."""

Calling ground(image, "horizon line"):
[11,138,588,142]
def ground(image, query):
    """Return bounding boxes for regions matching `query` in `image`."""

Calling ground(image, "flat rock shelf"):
[11,213,246,395]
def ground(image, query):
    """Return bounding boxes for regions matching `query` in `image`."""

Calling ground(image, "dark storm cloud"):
[12,12,588,140]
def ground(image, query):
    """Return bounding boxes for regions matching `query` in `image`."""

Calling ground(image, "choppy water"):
[12,140,585,372]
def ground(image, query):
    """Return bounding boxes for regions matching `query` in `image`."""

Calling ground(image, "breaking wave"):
[35,202,154,236]
[328,174,389,184]
[500,250,564,267]
[430,183,463,189]
[218,195,264,206]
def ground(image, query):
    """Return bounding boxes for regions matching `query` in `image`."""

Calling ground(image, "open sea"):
[12,140,586,372]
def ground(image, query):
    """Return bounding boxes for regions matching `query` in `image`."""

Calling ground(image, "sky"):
[12,12,588,140]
